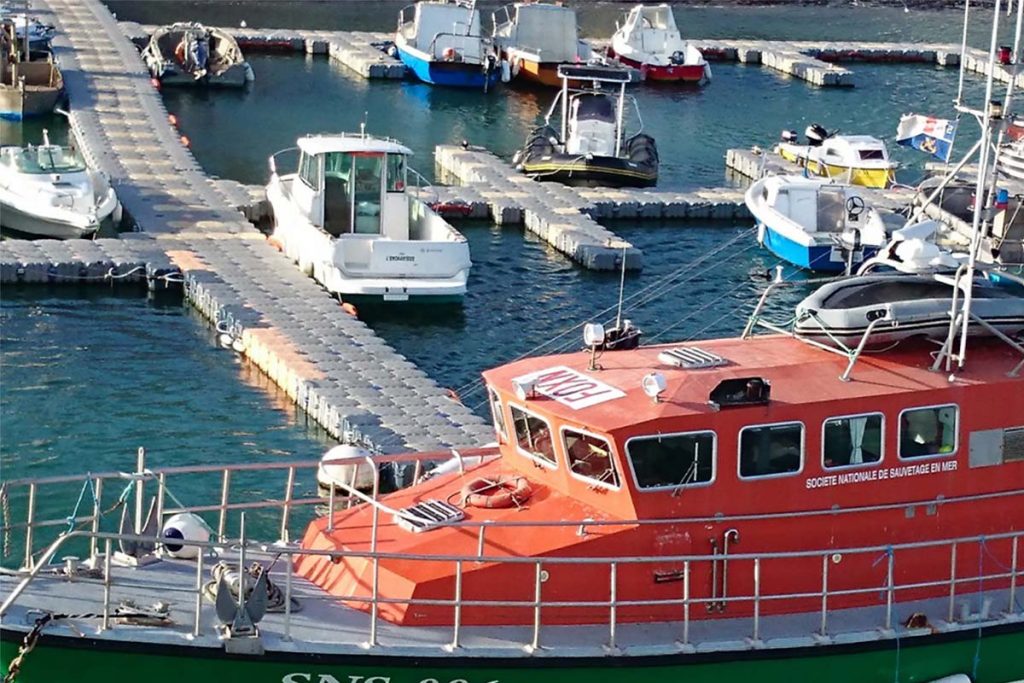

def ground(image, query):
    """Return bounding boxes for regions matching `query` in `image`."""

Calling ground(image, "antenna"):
[360,112,368,139]
[615,244,627,329]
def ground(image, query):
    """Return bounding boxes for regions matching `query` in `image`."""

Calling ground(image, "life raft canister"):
[461,476,532,509]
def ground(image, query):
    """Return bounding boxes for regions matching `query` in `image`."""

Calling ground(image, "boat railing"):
[426,32,492,65]
[267,146,298,178]
[3,447,1023,575]
[0,523,1019,653]
[406,165,437,203]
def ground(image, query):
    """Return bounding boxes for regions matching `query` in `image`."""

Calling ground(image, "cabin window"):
[739,422,803,478]
[351,153,384,235]
[563,429,619,488]
[823,413,883,469]
[298,152,320,190]
[899,405,958,459]
[859,149,885,160]
[510,405,556,467]
[488,388,508,442]
[386,153,406,192]
[627,431,715,490]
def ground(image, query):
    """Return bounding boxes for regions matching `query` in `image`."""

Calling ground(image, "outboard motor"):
[805,123,830,146]
[670,50,686,65]
[780,129,799,143]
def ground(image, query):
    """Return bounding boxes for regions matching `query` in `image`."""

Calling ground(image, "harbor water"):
[0,1,993,520]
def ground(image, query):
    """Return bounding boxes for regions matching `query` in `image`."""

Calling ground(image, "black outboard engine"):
[805,123,830,146]
[670,50,686,65]
[780,129,799,143]
[595,320,643,351]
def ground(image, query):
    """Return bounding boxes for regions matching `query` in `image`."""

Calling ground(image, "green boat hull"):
[3,623,1023,683]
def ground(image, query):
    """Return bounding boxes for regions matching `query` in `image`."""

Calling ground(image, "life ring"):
[461,476,532,509]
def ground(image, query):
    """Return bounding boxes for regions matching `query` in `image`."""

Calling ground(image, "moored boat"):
[0,131,121,238]
[265,132,472,303]
[513,64,658,187]
[745,174,890,272]
[792,272,1024,344]
[775,124,898,189]
[395,0,500,90]
[491,2,592,87]
[607,4,710,84]
[141,23,254,87]
[0,20,62,120]
[1,276,1022,681]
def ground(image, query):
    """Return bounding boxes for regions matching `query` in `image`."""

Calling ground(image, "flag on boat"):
[896,114,957,162]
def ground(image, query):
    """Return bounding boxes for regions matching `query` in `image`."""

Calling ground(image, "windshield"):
[574,95,615,122]
[5,146,87,174]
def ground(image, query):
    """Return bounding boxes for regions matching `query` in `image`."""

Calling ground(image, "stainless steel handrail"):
[1,527,1019,655]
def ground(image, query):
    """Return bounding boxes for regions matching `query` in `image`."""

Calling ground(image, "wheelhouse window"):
[298,152,320,189]
[627,431,715,490]
[823,413,883,469]
[739,422,803,478]
[510,405,556,467]
[859,149,886,160]
[564,429,619,487]
[386,153,406,192]
[900,405,958,458]
[488,388,508,442]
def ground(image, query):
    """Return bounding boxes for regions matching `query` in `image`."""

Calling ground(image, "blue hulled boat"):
[395,0,501,90]
[745,174,889,273]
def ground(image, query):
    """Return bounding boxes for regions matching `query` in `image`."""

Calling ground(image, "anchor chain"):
[2,605,172,682]
[1,483,10,559]
[3,613,52,683]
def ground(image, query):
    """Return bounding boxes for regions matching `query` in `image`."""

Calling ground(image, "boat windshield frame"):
[3,145,87,174]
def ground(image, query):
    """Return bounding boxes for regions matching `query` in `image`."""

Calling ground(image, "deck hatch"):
[657,346,728,369]
[394,499,465,533]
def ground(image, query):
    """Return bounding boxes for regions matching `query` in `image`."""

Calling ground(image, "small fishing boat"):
[792,273,1024,344]
[607,4,710,84]
[775,124,897,189]
[513,64,658,187]
[491,2,592,87]
[265,132,472,302]
[0,20,62,120]
[745,174,892,272]
[0,131,121,238]
[395,0,500,90]
[141,23,254,87]
[997,134,1024,181]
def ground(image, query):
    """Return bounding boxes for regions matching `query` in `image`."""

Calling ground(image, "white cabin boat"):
[395,0,500,90]
[0,134,121,239]
[745,174,888,273]
[265,133,472,302]
[491,2,592,87]
[776,125,897,189]
[607,4,709,84]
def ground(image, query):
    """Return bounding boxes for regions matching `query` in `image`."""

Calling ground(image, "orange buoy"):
[267,236,284,252]
[168,114,178,126]
[461,477,532,509]
[340,302,358,317]
[180,135,190,147]
[150,77,161,89]
[445,387,462,404]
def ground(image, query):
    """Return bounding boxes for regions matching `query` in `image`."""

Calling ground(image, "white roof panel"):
[296,135,413,156]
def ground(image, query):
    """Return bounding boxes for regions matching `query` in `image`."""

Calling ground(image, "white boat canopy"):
[296,135,413,157]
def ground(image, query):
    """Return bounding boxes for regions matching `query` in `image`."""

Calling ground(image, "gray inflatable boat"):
[794,274,1024,344]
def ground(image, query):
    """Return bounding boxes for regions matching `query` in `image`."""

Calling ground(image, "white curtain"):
[849,417,867,464]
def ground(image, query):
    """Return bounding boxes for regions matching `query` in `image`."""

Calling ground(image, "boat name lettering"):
[512,366,625,409]
[281,676,498,683]
[805,460,957,490]
[387,255,416,262]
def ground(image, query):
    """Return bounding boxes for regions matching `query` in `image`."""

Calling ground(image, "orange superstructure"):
[297,332,1024,627]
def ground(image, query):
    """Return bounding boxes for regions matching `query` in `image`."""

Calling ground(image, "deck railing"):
[0,450,1021,652]
[0,525,1019,652]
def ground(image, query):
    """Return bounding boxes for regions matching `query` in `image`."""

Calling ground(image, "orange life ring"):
[461,476,532,509]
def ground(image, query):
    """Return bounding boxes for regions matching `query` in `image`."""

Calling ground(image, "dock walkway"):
[16,0,491,453]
